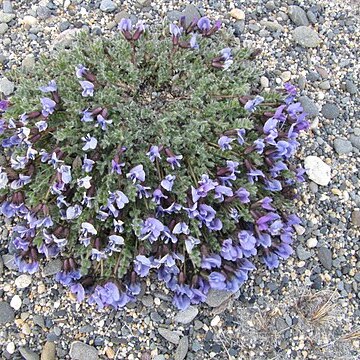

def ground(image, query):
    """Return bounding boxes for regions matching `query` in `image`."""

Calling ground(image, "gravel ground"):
[0,0,359,359]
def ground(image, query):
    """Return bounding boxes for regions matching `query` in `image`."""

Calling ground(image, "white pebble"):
[10,295,22,310]
[6,342,15,354]
[154,297,161,306]
[307,238,318,248]
[15,274,32,289]
[210,315,221,327]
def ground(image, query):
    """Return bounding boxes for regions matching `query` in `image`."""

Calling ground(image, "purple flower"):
[96,114,112,130]
[81,109,93,122]
[274,243,293,259]
[55,270,81,286]
[263,252,279,269]
[152,189,167,204]
[79,81,94,97]
[284,82,297,96]
[260,197,275,211]
[70,283,85,302]
[237,128,246,145]
[109,190,129,210]
[208,272,227,290]
[190,33,199,49]
[10,174,31,190]
[264,179,282,192]
[214,185,233,202]
[81,134,97,151]
[235,187,250,203]
[254,138,265,154]
[35,120,48,132]
[39,80,57,93]
[126,164,145,183]
[111,159,125,175]
[263,117,278,135]
[134,255,152,277]
[118,18,132,32]
[238,230,256,251]
[58,165,72,184]
[220,239,240,261]
[172,222,190,235]
[201,254,222,269]
[76,64,88,79]
[82,155,95,172]
[169,23,182,37]
[287,102,303,119]
[147,145,161,162]
[197,17,211,32]
[192,174,218,202]
[166,153,183,169]
[218,135,234,150]
[247,169,265,184]
[257,233,272,247]
[41,97,56,117]
[136,184,151,199]
[244,95,264,112]
[15,257,39,274]
[140,218,164,242]
[185,236,200,253]
[161,174,175,191]
[256,212,281,231]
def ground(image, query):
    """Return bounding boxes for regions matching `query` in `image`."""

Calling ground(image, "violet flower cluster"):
[0,20,309,311]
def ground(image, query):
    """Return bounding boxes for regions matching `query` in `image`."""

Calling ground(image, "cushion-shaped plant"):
[0,17,308,310]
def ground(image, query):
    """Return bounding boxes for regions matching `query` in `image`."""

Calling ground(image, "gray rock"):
[33,314,45,328]
[174,306,198,324]
[2,254,16,270]
[309,181,318,193]
[315,66,329,79]
[319,80,330,90]
[318,247,332,270]
[288,5,309,26]
[333,138,353,155]
[42,259,62,277]
[351,210,360,227]
[248,23,261,32]
[299,96,319,117]
[3,1,13,13]
[307,10,317,24]
[158,328,180,345]
[349,135,360,150]
[0,77,14,95]
[167,10,182,22]
[233,20,245,36]
[321,103,340,119]
[182,4,201,28]
[0,256,3,275]
[136,0,151,6]
[36,6,51,20]
[345,80,357,94]
[19,348,39,360]
[0,301,14,324]
[298,75,306,90]
[0,12,15,22]
[260,20,283,32]
[0,23,9,35]
[265,1,276,10]
[175,336,189,360]
[41,342,56,360]
[69,342,99,360]
[296,245,312,260]
[205,289,232,307]
[52,28,83,49]
[292,26,321,47]
[100,0,117,13]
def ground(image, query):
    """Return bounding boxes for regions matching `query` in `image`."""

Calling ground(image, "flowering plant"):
[0,18,308,310]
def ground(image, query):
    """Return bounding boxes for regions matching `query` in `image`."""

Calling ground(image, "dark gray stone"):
[351,210,360,227]
[307,10,317,24]
[321,103,340,119]
[19,347,39,360]
[296,245,312,260]
[58,21,70,32]
[292,26,321,47]
[349,135,360,150]
[175,336,189,360]
[158,328,180,345]
[167,10,182,22]
[69,342,99,360]
[299,96,319,117]
[0,301,14,324]
[318,247,332,270]
[233,20,245,36]
[182,4,201,28]
[174,306,198,324]
[33,314,45,328]
[2,254,16,270]
[42,259,62,276]
[36,6,51,20]
[205,289,232,307]
[288,5,309,26]
[100,0,117,13]
[345,80,357,94]
[333,138,353,155]
[0,255,3,275]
